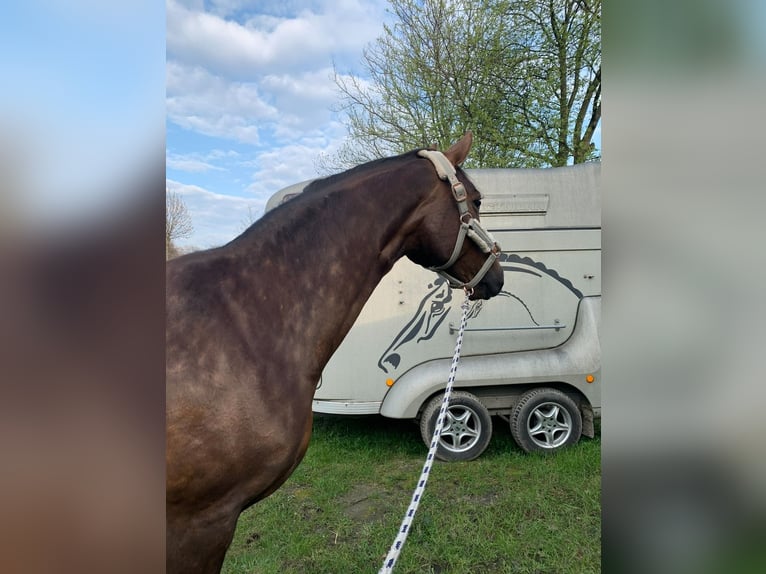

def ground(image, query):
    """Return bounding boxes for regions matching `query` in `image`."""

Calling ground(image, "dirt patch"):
[461,491,501,506]
[338,483,389,523]
[244,531,260,545]
[338,484,395,523]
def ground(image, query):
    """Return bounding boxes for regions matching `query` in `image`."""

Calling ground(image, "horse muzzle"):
[466,260,504,300]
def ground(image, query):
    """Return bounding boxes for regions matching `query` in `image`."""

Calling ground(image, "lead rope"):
[378,289,472,574]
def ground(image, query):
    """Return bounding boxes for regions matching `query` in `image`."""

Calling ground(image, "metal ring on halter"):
[464,286,474,297]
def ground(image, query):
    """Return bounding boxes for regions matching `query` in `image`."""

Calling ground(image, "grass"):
[223,414,601,574]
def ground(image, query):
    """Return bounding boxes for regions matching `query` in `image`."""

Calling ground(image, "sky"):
[166,0,602,251]
[1,1,164,227]
[166,0,391,250]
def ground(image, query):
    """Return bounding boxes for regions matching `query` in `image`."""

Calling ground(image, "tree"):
[166,189,193,259]
[502,0,601,165]
[329,0,600,170]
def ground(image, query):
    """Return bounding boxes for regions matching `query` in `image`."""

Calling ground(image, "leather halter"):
[417,149,502,289]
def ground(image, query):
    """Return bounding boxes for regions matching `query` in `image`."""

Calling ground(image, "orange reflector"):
[585,374,595,383]
[385,378,395,387]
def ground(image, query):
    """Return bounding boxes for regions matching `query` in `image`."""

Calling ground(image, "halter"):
[417,149,502,289]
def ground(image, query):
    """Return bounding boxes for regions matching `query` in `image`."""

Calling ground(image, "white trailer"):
[265,162,601,460]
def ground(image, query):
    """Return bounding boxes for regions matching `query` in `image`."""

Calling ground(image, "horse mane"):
[303,149,421,194]
[235,149,423,241]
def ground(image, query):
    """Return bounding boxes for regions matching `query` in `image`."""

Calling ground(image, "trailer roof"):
[265,162,601,230]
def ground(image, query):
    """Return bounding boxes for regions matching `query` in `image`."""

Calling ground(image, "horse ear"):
[443,131,473,166]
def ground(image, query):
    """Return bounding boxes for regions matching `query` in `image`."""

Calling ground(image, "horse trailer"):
[265,161,601,461]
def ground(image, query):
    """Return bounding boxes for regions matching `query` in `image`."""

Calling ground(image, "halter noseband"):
[417,149,501,289]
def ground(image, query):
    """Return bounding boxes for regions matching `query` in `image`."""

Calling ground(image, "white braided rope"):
[378,292,472,574]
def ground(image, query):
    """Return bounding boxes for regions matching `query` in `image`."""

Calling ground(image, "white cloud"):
[166,149,242,174]
[166,1,388,147]
[261,67,337,116]
[166,1,388,237]
[245,145,319,197]
[167,0,309,75]
[167,152,226,173]
[167,178,266,249]
[167,60,347,145]
[167,0,386,78]
[244,126,356,196]
[166,61,277,144]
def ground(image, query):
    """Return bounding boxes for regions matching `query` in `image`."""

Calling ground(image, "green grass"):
[223,414,601,574]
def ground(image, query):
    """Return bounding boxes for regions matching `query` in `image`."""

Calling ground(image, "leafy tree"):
[329,0,600,170]
[503,0,601,165]
[166,190,193,260]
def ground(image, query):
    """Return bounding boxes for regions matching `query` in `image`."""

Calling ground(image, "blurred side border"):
[603,0,766,572]
[0,2,166,573]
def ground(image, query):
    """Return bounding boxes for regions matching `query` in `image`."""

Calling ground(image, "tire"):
[419,391,493,462]
[510,388,582,453]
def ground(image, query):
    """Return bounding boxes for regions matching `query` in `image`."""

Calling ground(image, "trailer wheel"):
[510,388,582,453]
[419,391,493,462]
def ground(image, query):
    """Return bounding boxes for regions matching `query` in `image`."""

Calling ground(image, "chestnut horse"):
[166,133,503,573]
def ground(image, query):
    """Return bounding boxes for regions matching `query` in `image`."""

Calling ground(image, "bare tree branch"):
[166,190,193,259]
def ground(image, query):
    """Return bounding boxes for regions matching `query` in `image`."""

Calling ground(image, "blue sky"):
[167,0,602,250]
[1,1,164,226]
[167,0,391,249]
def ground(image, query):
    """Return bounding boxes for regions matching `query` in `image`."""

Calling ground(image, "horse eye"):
[473,199,481,210]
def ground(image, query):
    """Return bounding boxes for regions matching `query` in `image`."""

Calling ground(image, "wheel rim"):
[438,405,482,453]
[526,401,572,449]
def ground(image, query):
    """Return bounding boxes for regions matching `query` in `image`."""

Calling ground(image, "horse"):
[166,132,504,573]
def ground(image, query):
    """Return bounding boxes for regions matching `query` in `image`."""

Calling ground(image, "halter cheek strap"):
[417,149,502,289]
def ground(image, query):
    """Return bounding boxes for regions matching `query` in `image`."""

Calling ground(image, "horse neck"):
[228,162,426,381]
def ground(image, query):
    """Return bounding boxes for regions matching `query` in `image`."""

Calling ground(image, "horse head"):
[403,132,504,301]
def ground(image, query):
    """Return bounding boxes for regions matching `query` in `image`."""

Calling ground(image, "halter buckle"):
[451,181,467,202]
